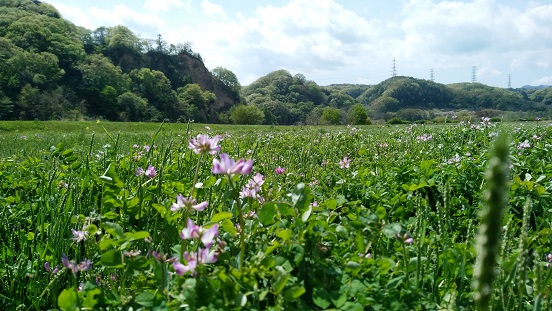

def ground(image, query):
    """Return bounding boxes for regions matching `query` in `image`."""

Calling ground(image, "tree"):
[347,104,370,125]
[107,25,143,71]
[230,104,264,125]
[177,83,216,123]
[78,54,126,92]
[117,91,149,121]
[129,68,177,119]
[320,106,341,125]
[211,67,241,96]
[0,91,14,120]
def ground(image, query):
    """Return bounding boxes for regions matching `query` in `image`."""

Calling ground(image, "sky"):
[45,0,552,88]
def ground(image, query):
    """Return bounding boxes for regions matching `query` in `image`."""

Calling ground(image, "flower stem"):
[227,175,245,269]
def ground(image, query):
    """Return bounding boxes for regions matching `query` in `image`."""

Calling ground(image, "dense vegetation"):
[0,0,240,123]
[1,0,551,126]
[1,121,552,310]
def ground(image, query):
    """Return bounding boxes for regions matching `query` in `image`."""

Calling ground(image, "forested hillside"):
[0,0,550,124]
[241,72,551,124]
[0,0,240,122]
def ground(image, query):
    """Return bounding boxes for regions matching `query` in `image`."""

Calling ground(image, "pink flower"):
[136,167,145,176]
[61,254,93,276]
[339,157,350,169]
[239,187,258,199]
[198,247,217,264]
[517,140,531,149]
[188,134,221,156]
[71,228,88,242]
[145,165,157,178]
[201,224,219,248]
[274,167,286,174]
[173,256,197,276]
[212,153,253,175]
[171,194,208,212]
[180,218,201,240]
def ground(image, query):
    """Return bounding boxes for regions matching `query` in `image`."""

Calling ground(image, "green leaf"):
[277,203,295,216]
[210,212,233,223]
[276,229,292,241]
[81,287,100,309]
[330,291,347,308]
[152,203,166,217]
[336,194,347,206]
[136,290,155,307]
[340,301,364,311]
[387,275,405,289]
[301,205,312,222]
[101,249,123,268]
[312,287,331,309]
[345,261,361,271]
[124,231,150,241]
[273,266,289,294]
[58,288,78,311]
[99,238,118,250]
[69,161,82,171]
[375,205,387,219]
[259,202,277,226]
[285,286,306,301]
[102,211,119,220]
[354,232,365,253]
[382,223,401,238]
[222,219,237,235]
[335,225,348,238]
[291,244,304,264]
[325,198,337,210]
[376,257,396,275]
[102,222,123,238]
[290,183,312,211]
[126,196,140,209]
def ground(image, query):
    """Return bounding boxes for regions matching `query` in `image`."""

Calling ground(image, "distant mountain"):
[522,85,551,90]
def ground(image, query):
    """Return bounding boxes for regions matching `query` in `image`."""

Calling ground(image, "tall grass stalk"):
[473,133,509,311]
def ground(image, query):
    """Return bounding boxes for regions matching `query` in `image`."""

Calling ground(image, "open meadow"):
[1,120,552,310]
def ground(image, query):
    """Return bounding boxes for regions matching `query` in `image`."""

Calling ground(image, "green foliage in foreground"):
[1,121,552,310]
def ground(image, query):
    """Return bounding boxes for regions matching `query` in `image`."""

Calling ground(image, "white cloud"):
[532,76,552,86]
[200,0,226,18]
[46,0,552,86]
[144,0,187,13]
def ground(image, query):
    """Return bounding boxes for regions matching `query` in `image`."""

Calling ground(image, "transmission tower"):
[471,66,477,83]
[392,58,397,77]
[508,74,512,88]
[430,68,435,82]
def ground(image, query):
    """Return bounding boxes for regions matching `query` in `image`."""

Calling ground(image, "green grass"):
[1,120,551,310]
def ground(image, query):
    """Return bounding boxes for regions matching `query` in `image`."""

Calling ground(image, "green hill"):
[0,0,239,122]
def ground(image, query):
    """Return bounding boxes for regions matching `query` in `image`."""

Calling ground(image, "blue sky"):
[45,0,552,88]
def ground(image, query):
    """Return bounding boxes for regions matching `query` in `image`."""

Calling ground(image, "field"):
[1,120,551,310]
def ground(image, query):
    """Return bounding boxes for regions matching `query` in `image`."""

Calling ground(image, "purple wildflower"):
[145,165,157,178]
[517,140,531,149]
[198,247,217,264]
[189,134,221,156]
[171,194,208,212]
[339,157,351,169]
[201,224,219,248]
[71,228,88,242]
[136,167,145,176]
[212,153,253,176]
[180,218,201,240]
[274,167,286,175]
[61,254,93,276]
